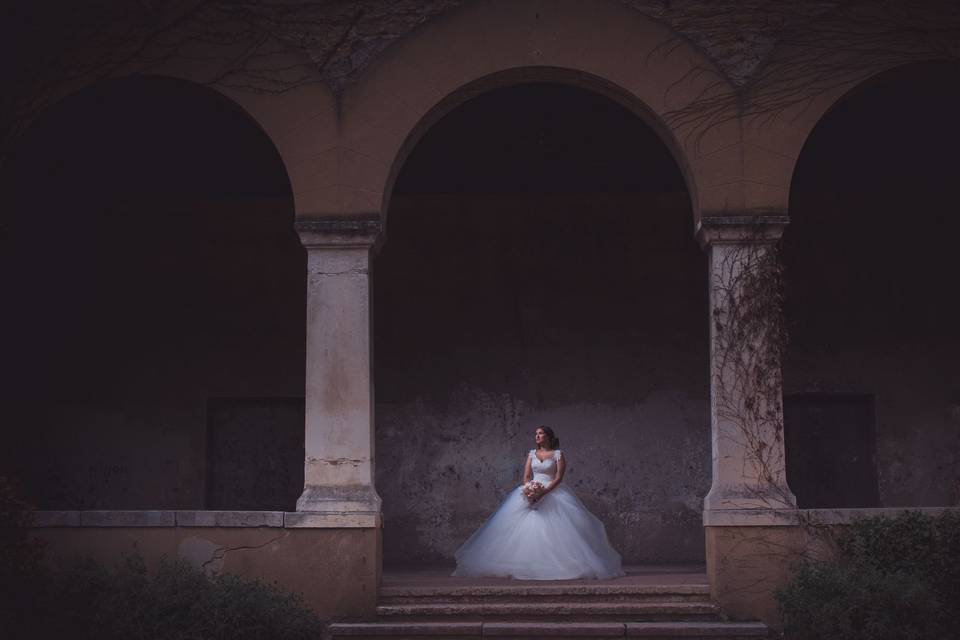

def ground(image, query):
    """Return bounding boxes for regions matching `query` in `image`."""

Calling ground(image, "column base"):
[705,525,805,627]
[704,485,797,512]
[296,484,382,514]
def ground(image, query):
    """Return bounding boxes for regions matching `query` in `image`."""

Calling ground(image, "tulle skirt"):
[452,483,625,580]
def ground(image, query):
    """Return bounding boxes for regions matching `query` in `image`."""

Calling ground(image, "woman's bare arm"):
[523,453,533,484]
[544,454,565,494]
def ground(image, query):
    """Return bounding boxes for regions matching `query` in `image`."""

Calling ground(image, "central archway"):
[374,80,708,566]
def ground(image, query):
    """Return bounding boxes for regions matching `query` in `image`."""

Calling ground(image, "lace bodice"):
[529,449,563,483]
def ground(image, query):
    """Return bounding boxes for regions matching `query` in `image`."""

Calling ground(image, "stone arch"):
[790,58,958,173]
[381,66,698,223]
[334,0,739,224]
[13,40,336,221]
[742,56,960,212]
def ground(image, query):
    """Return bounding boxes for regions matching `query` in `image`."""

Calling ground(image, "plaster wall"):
[29,520,380,618]
[374,192,711,565]
[705,525,805,625]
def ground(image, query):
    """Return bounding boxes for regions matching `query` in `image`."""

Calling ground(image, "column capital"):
[294,215,383,250]
[696,214,789,249]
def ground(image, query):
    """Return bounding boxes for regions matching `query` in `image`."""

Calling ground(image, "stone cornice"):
[295,215,383,250]
[695,214,790,249]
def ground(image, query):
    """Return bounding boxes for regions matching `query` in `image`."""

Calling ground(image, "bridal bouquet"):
[522,481,545,506]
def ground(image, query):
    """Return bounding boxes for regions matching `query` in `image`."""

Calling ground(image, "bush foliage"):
[36,554,324,640]
[777,510,960,640]
[0,476,324,640]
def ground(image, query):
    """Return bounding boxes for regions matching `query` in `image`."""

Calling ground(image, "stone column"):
[293,217,382,523]
[697,216,797,512]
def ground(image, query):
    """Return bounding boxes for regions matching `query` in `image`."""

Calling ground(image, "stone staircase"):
[327,581,769,638]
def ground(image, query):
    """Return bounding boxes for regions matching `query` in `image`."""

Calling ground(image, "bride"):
[453,426,624,580]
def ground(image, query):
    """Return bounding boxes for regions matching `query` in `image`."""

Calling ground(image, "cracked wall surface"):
[31,526,379,617]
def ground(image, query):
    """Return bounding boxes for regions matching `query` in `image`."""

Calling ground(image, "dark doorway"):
[784,393,880,508]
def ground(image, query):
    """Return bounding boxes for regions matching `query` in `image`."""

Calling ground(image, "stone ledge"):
[378,583,711,599]
[30,511,81,527]
[176,510,284,527]
[28,510,380,529]
[375,602,717,617]
[802,506,960,525]
[704,506,960,527]
[624,621,769,636]
[329,621,482,636]
[81,511,176,527]
[483,622,626,637]
[703,509,799,527]
[329,621,770,638]
[284,511,381,528]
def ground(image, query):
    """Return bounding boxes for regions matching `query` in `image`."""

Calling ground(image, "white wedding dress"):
[453,449,625,580]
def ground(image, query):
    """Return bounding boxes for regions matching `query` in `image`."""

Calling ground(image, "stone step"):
[624,623,768,638]
[379,584,712,605]
[327,620,769,639]
[375,601,720,622]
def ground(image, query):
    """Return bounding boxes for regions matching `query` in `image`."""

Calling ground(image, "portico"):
[9,0,960,630]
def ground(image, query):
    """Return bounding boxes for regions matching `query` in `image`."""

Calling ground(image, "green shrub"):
[777,510,960,640]
[0,476,323,640]
[37,553,324,640]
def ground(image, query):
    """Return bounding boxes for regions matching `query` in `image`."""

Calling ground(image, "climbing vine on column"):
[711,236,794,508]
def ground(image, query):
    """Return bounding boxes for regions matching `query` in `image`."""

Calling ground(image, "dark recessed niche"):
[784,393,880,509]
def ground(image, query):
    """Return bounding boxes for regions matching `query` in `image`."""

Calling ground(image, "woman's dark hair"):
[536,425,560,450]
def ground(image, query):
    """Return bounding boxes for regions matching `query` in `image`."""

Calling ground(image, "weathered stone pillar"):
[697,216,797,513]
[294,217,382,522]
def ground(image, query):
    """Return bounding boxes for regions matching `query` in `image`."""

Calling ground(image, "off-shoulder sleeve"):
[554,449,563,461]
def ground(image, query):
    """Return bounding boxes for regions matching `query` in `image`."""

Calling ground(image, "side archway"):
[3,75,307,511]
[781,61,960,508]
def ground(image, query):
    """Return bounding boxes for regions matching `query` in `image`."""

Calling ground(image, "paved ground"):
[382,565,708,588]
